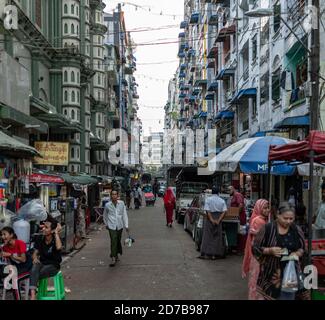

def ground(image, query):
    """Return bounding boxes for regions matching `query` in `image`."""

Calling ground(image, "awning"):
[178,52,186,58]
[192,88,201,96]
[194,79,208,87]
[187,49,196,57]
[208,14,218,26]
[59,173,98,185]
[216,68,236,80]
[205,93,215,101]
[36,113,82,133]
[216,24,236,42]
[189,95,197,102]
[230,88,257,105]
[215,110,235,121]
[0,130,41,157]
[180,20,188,29]
[178,32,186,38]
[199,111,208,118]
[207,46,218,59]
[180,43,189,51]
[180,84,190,91]
[28,173,64,184]
[179,72,186,78]
[179,93,187,99]
[0,103,48,134]
[90,135,110,150]
[180,63,188,70]
[206,60,215,69]
[190,13,200,24]
[207,81,218,92]
[274,115,310,129]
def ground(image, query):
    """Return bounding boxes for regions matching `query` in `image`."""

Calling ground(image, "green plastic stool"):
[37,271,65,300]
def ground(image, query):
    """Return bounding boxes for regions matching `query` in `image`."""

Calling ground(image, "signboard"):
[34,142,69,166]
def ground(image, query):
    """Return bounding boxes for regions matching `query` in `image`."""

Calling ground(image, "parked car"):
[176,182,209,224]
[186,193,228,257]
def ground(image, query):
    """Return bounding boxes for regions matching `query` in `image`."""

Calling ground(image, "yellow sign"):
[34,142,69,166]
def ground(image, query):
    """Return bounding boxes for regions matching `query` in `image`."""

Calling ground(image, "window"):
[71,148,75,159]
[64,109,68,116]
[98,91,101,100]
[252,35,257,62]
[64,23,68,34]
[77,148,80,159]
[98,113,101,124]
[64,90,68,101]
[71,4,74,15]
[64,42,68,47]
[71,109,75,120]
[252,98,257,118]
[71,165,75,172]
[98,74,101,85]
[260,72,270,104]
[72,91,76,102]
[273,2,281,34]
[98,48,101,57]
[98,61,100,69]
[71,71,75,82]
[71,24,75,34]
[260,19,270,47]
[76,6,79,16]
[77,25,79,35]
[64,4,68,14]
[272,56,281,101]
[77,72,80,83]
[64,70,68,82]
[71,133,75,140]
[77,92,80,103]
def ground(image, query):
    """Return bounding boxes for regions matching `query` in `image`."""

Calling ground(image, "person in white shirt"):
[103,189,129,267]
[199,186,227,260]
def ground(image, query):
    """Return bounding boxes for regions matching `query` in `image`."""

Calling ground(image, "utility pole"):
[310,0,320,131]
[308,0,320,265]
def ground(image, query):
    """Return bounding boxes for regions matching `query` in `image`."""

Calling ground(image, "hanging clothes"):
[281,70,295,91]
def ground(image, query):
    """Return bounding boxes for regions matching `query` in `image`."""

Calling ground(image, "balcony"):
[289,86,306,109]
[190,13,200,24]
[288,0,306,26]
[243,67,249,81]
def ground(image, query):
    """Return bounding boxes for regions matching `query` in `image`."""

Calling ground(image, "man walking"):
[133,184,142,210]
[103,190,129,267]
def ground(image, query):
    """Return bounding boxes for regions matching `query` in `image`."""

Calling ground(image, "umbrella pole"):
[308,151,315,265]
[267,160,271,204]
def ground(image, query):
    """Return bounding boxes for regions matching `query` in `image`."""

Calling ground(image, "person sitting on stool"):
[29,216,62,300]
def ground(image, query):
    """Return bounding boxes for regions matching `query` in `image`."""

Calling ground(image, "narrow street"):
[62,199,247,300]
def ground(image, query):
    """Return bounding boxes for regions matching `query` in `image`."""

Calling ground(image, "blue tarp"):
[215,111,234,120]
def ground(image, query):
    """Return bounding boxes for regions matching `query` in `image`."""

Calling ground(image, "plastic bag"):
[281,260,299,293]
[17,199,47,222]
[0,208,16,229]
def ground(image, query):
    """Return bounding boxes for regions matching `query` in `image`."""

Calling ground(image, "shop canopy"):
[269,131,325,163]
[215,24,236,42]
[215,110,235,120]
[230,88,257,105]
[208,136,296,175]
[0,130,41,158]
[207,81,218,92]
[273,115,310,129]
[216,68,236,80]
[59,173,98,185]
[29,173,64,184]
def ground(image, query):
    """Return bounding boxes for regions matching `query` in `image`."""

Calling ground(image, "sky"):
[103,0,184,136]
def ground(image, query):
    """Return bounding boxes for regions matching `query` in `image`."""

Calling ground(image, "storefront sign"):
[28,173,64,184]
[34,142,69,166]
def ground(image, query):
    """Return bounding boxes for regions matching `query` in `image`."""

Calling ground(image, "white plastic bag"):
[17,199,47,222]
[281,260,298,293]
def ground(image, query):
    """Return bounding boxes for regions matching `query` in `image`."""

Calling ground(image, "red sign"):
[28,174,64,184]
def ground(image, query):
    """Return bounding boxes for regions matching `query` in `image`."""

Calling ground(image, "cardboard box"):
[225,207,240,218]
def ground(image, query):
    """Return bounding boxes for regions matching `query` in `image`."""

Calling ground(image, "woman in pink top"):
[242,199,270,300]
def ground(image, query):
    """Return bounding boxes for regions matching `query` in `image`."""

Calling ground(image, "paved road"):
[62,198,247,300]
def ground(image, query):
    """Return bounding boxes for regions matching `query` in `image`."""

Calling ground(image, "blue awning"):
[215,110,235,121]
[274,115,310,129]
[216,68,236,80]
[178,52,186,58]
[208,14,218,26]
[251,130,276,137]
[199,111,208,118]
[187,49,196,57]
[179,93,187,99]
[180,43,189,50]
[192,88,201,96]
[180,21,188,29]
[180,63,188,70]
[230,88,257,104]
[207,81,218,92]
[179,72,186,78]
[180,84,190,91]
[190,13,200,24]
[205,93,215,101]
[178,32,186,38]
[189,95,196,102]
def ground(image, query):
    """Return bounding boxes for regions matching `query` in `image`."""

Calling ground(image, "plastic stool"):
[37,271,65,300]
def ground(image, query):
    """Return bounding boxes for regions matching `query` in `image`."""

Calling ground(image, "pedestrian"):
[288,186,298,208]
[229,185,247,253]
[29,216,62,300]
[163,187,176,227]
[153,178,159,199]
[242,199,269,300]
[314,183,325,229]
[103,189,129,267]
[253,202,310,300]
[125,185,132,210]
[198,186,227,260]
[75,196,87,241]
[133,184,142,210]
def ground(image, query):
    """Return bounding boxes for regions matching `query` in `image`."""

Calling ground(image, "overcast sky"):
[103,0,184,136]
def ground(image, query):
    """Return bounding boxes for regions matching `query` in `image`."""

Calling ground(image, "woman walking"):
[253,202,310,300]
[242,199,269,300]
[163,187,176,227]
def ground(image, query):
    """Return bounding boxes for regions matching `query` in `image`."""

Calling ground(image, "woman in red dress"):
[163,188,176,228]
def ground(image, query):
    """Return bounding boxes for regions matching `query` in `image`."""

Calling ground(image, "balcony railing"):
[289,86,306,108]
[288,0,306,25]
